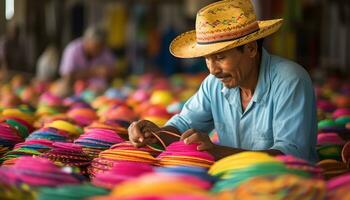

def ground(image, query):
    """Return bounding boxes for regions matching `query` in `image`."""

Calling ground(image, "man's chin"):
[218,77,237,88]
[222,82,236,88]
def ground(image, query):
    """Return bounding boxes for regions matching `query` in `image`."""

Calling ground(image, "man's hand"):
[180,128,214,151]
[128,120,160,147]
[90,65,110,79]
[95,66,109,78]
[181,129,284,160]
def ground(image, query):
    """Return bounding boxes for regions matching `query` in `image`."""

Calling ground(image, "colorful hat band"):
[197,21,260,44]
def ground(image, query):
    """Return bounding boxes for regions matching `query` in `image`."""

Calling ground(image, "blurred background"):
[0,0,349,79]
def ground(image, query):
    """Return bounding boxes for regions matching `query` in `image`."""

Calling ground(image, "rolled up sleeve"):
[166,76,214,134]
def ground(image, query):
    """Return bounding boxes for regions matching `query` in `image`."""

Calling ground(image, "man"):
[128,0,318,163]
[36,44,59,82]
[59,25,116,90]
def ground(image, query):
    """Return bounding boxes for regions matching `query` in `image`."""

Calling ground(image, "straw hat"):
[170,0,283,58]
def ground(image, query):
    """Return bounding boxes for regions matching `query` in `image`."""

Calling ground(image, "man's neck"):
[239,53,261,112]
[240,53,261,98]
[82,42,93,60]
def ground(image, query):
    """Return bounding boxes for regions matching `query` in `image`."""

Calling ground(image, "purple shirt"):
[59,38,116,76]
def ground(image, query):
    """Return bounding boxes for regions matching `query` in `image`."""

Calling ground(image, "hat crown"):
[195,0,259,44]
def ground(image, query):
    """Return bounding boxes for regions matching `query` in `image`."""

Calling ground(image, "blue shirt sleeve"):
[270,72,318,162]
[166,75,215,134]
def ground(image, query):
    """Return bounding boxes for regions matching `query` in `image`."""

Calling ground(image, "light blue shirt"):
[166,48,318,163]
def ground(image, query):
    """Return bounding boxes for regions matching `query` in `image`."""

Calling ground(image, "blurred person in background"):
[0,22,28,82]
[36,44,59,82]
[58,25,116,96]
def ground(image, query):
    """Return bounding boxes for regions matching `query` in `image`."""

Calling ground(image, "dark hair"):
[236,38,264,55]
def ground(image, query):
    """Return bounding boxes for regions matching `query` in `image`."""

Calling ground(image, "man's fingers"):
[128,120,160,148]
[197,143,206,151]
[179,129,213,151]
[144,131,152,138]
[197,142,211,151]
[128,122,144,144]
[133,137,158,148]
[130,138,143,148]
[144,137,158,144]
[180,128,196,141]
[183,132,201,145]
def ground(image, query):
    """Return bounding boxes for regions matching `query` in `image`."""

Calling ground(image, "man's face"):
[84,39,103,57]
[204,46,256,88]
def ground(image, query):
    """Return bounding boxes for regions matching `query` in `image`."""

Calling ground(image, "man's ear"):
[244,41,258,58]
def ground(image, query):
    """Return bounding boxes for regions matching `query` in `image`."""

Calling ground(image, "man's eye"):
[216,55,225,60]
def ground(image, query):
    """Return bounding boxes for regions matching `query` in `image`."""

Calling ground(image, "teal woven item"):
[335,116,350,126]
[318,119,340,130]
[37,184,109,200]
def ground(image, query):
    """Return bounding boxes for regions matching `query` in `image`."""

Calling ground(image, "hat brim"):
[170,19,283,58]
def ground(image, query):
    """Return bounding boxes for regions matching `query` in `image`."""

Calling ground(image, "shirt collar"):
[221,48,271,105]
[221,86,240,108]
